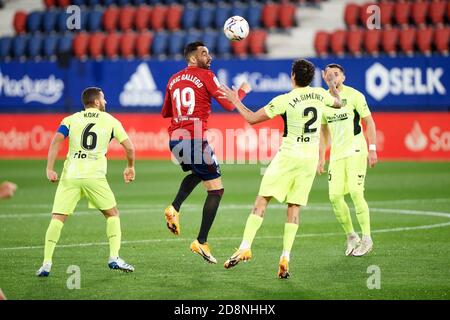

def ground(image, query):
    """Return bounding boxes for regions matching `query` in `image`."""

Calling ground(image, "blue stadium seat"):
[131,0,146,5]
[26,11,43,33]
[87,0,101,6]
[12,35,28,59]
[202,30,218,54]
[0,36,12,59]
[214,3,231,30]
[216,32,231,56]
[57,34,73,54]
[87,9,103,31]
[231,2,248,19]
[168,31,185,57]
[43,35,58,58]
[116,0,131,6]
[102,0,116,6]
[247,1,262,28]
[182,3,198,30]
[42,10,58,33]
[72,0,86,7]
[184,30,202,47]
[198,4,215,29]
[27,35,43,59]
[152,31,169,56]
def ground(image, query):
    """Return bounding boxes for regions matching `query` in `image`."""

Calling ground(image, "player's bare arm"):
[121,139,135,183]
[317,124,330,175]
[219,85,270,125]
[363,115,378,168]
[46,132,65,182]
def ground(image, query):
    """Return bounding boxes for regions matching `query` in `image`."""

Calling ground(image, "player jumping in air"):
[161,41,250,264]
[36,87,136,276]
[220,59,341,278]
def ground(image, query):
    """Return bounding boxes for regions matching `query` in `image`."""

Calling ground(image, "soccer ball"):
[223,16,250,41]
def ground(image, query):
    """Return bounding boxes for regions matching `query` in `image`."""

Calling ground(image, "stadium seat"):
[231,36,249,57]
[202,30,218,54]
[330,29,346,56]
[43,0,56,8]
[135,31,152,58]
[56,10,69,33]
[12,35,28,59]
[198,4,215,29]
[168,31,185,57]
[261,2,279,29]
[152,31,169,56]
[135,5,152,31]
[184,30,202,48]
[0,36,12,59]
[58,34,73,54]
[120,32,137,58]
[42,10,58,33]
[27,34,43,59]
[119,6,136,31]
[394,0,411,26]
[182,3,198,30]
[103,7,120,32]
[216,32,231,56]
[102,0,116,6]
[429,0,446,25]
[411,0,429,26]
[42,34,58,58]
[382,26,399,55]
[87,9,103,32]
[166,4,183,31]
[359,3,377,29]
[214,3,231,30]
[150,5,168,31]
[416,26,433,55]
[56,0,71,7]
[347,28,364,56]
[13,11,27,34]
[379,1,394,26]
[26,11,43,33]
[73,32,90,59]
[117,0,132,6]
[344,3,360,27]
[231,2,248,20]
[434,26,449,55]
[72,0,85,6]
[247,2,262,28]
[399,26,416,55]
[132,0,146,5]
[104,32,121,59]
[314,31,329,57]
[88,32,106,59]
[364,29,381,55]
[279,2,296,29]
[87,0,101,6]
[248,29,267,56]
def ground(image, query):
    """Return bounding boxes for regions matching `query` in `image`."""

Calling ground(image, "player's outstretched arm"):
[46,133,65,182]
[363,115,378,168]
[219,85,270,125]
[121,139,135,183]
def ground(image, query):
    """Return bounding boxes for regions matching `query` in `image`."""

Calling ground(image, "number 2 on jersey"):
[303,107,318,134]
[173,87,196,116]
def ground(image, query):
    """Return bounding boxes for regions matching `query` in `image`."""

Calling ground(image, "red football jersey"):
[161,66,246,139]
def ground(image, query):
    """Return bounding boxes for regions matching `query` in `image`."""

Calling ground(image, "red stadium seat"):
[347,28,364,56]
[43,0,56,8]
[344,3,360,27]
[104,32,120,59]
[73,32,89,59]
[120,32,137,59]
[394,0,411,26]
[360,2,377,29]
[429,0,446,25]
[88,32,106,59]
[379,1,394,26]
[381,26,399,55]
[434,26,449,55]
[56,0,70,7]
[330,29,346,56]
[231,37,249,57]
[135,6,152,31]
[13,11,27,34]
[136,31,153,58]
[166,4,183,31]
[314,31,329,57]
[248,29,267,56]
[364,29,381,55]
[103,7,120,32]
[448,2,450,23]
[262,3,279,29]
[411,0,429,26]
[416,26,434,55]
[119,6,136,32]
[279,2,296,29]
[399,26,416,55]
[150,5,168,31]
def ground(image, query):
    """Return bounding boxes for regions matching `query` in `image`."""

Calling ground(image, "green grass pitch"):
[0,159,449,300]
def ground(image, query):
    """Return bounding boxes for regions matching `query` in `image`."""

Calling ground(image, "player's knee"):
[329,194,344,204]
[208,188,224,198]
[349,191,368,210]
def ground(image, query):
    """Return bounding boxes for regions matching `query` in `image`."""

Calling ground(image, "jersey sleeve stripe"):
[57,124,69,138]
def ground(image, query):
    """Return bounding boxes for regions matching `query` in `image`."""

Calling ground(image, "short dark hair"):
[326,63,345,74]
[291,59,315,87]
[184,41,205,61]
[81,87,102,106]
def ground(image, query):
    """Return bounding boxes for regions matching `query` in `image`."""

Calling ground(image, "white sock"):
[347,232,360,240]
[280,250,290,261]
[239,240,250,250]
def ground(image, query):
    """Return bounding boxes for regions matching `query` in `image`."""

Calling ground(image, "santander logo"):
[404,121,428,152]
